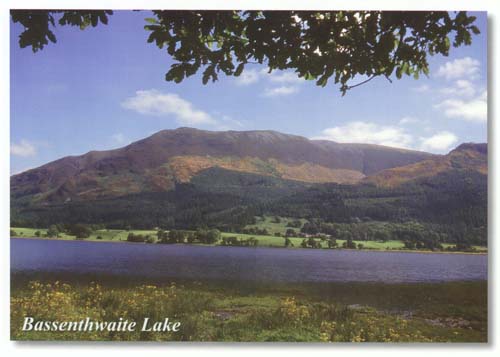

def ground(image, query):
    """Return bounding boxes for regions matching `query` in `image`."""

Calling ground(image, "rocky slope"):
[11,127,435,203]
[364,143,487,187]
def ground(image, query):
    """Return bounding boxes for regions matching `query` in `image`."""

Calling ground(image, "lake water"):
[11,238,487,283]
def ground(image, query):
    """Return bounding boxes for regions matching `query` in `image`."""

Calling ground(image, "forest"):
[11,166,487,248]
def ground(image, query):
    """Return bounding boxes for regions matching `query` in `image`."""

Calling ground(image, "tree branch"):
[345,75,377,90]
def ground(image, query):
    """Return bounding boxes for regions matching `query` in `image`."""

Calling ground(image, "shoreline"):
[10,236,488,255]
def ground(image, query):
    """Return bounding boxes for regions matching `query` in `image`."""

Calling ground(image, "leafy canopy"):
[11,10,480,94]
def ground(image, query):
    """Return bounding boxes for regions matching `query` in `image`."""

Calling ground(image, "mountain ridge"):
[10,128,487,237]
[364,142,487,187]
[10,127,454,204]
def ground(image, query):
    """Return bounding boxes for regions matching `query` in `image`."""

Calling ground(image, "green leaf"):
[304,72,316,80]
[234,63,245,76]
[396,66,402,79]
[316,75,328,87]
[47,31,56,43]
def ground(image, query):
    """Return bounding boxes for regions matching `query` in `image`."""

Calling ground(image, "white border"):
[1,1,498,356]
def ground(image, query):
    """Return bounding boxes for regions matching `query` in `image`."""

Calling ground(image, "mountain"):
[11,127,433,204]
[364,143,487,187]
[10,129,486,238]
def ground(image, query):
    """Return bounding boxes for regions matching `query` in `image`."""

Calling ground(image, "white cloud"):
[436,57,480,80]
[439,79,476,97]
[121,90,216,126]
[267,72,303,84]
[11,140,36,157]
[263,86,299,97]
[313,121,413,149]
[313,122,460,153]
[419,131,458,152]
[235,69,260,86]
[434,90,487,122]
[234,69,305,88]
[261,70,305,96]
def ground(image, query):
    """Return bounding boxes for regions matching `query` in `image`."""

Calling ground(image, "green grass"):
[222,232,405,250]
[11,227,158,243]
[11,227,487,253]
[10,274,487,342]
[245,215,307,235]
[442,243,487,253]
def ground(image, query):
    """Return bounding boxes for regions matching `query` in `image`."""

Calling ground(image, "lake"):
[11,238,487,283]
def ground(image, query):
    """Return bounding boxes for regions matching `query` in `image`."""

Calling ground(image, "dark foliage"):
[11,167,486,246]
[11,10,479,94]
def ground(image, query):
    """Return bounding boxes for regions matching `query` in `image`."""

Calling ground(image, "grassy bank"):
[10,226,488,253]
[10,274,487,342]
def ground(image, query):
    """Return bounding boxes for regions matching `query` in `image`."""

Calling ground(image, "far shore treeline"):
[10,212,487,253]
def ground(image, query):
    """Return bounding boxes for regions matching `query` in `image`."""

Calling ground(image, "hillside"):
[10,134,487,245]
[11,127,432,204]
[364,143,487,187]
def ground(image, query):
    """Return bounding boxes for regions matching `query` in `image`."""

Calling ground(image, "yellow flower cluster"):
[12,281,81,321]
[11,280,181,341]
[319,312,433,342]
[278,297,310,325]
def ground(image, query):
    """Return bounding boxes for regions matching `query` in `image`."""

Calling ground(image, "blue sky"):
[10,11,487,174]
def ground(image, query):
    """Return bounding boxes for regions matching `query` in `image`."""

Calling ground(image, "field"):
[10,273,487,342]
[11,226,487,253]
[10,227,157,242]
[245,216,309,235]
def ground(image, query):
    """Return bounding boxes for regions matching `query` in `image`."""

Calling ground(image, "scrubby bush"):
[127,233,146,243]
[46,225,60,238]
[67,224,92,239]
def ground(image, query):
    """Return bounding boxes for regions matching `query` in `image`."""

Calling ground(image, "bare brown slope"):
[364,143,487,187]
[11,127,433,202]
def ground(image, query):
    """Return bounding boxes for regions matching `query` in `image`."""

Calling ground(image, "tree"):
[343,237,356,249]
[284,237,292,247]
[287,219,302,228]
[327,238,337,249]
[67,224,92,239]
[10,10,112,52]
[169,230,186,243]
[157,229,168,243]
[127,233,146,243]
[186,232,195,243]
[206,229,221,244]
[11,10,480,94]
[301,221,319,234]
[248,237,259,247]
[195,228,221,244]
[374,230,389,243]
[46,224,59,238]
[307,236,317,248]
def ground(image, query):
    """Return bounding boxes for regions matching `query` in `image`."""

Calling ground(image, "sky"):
[10,10,488,174]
